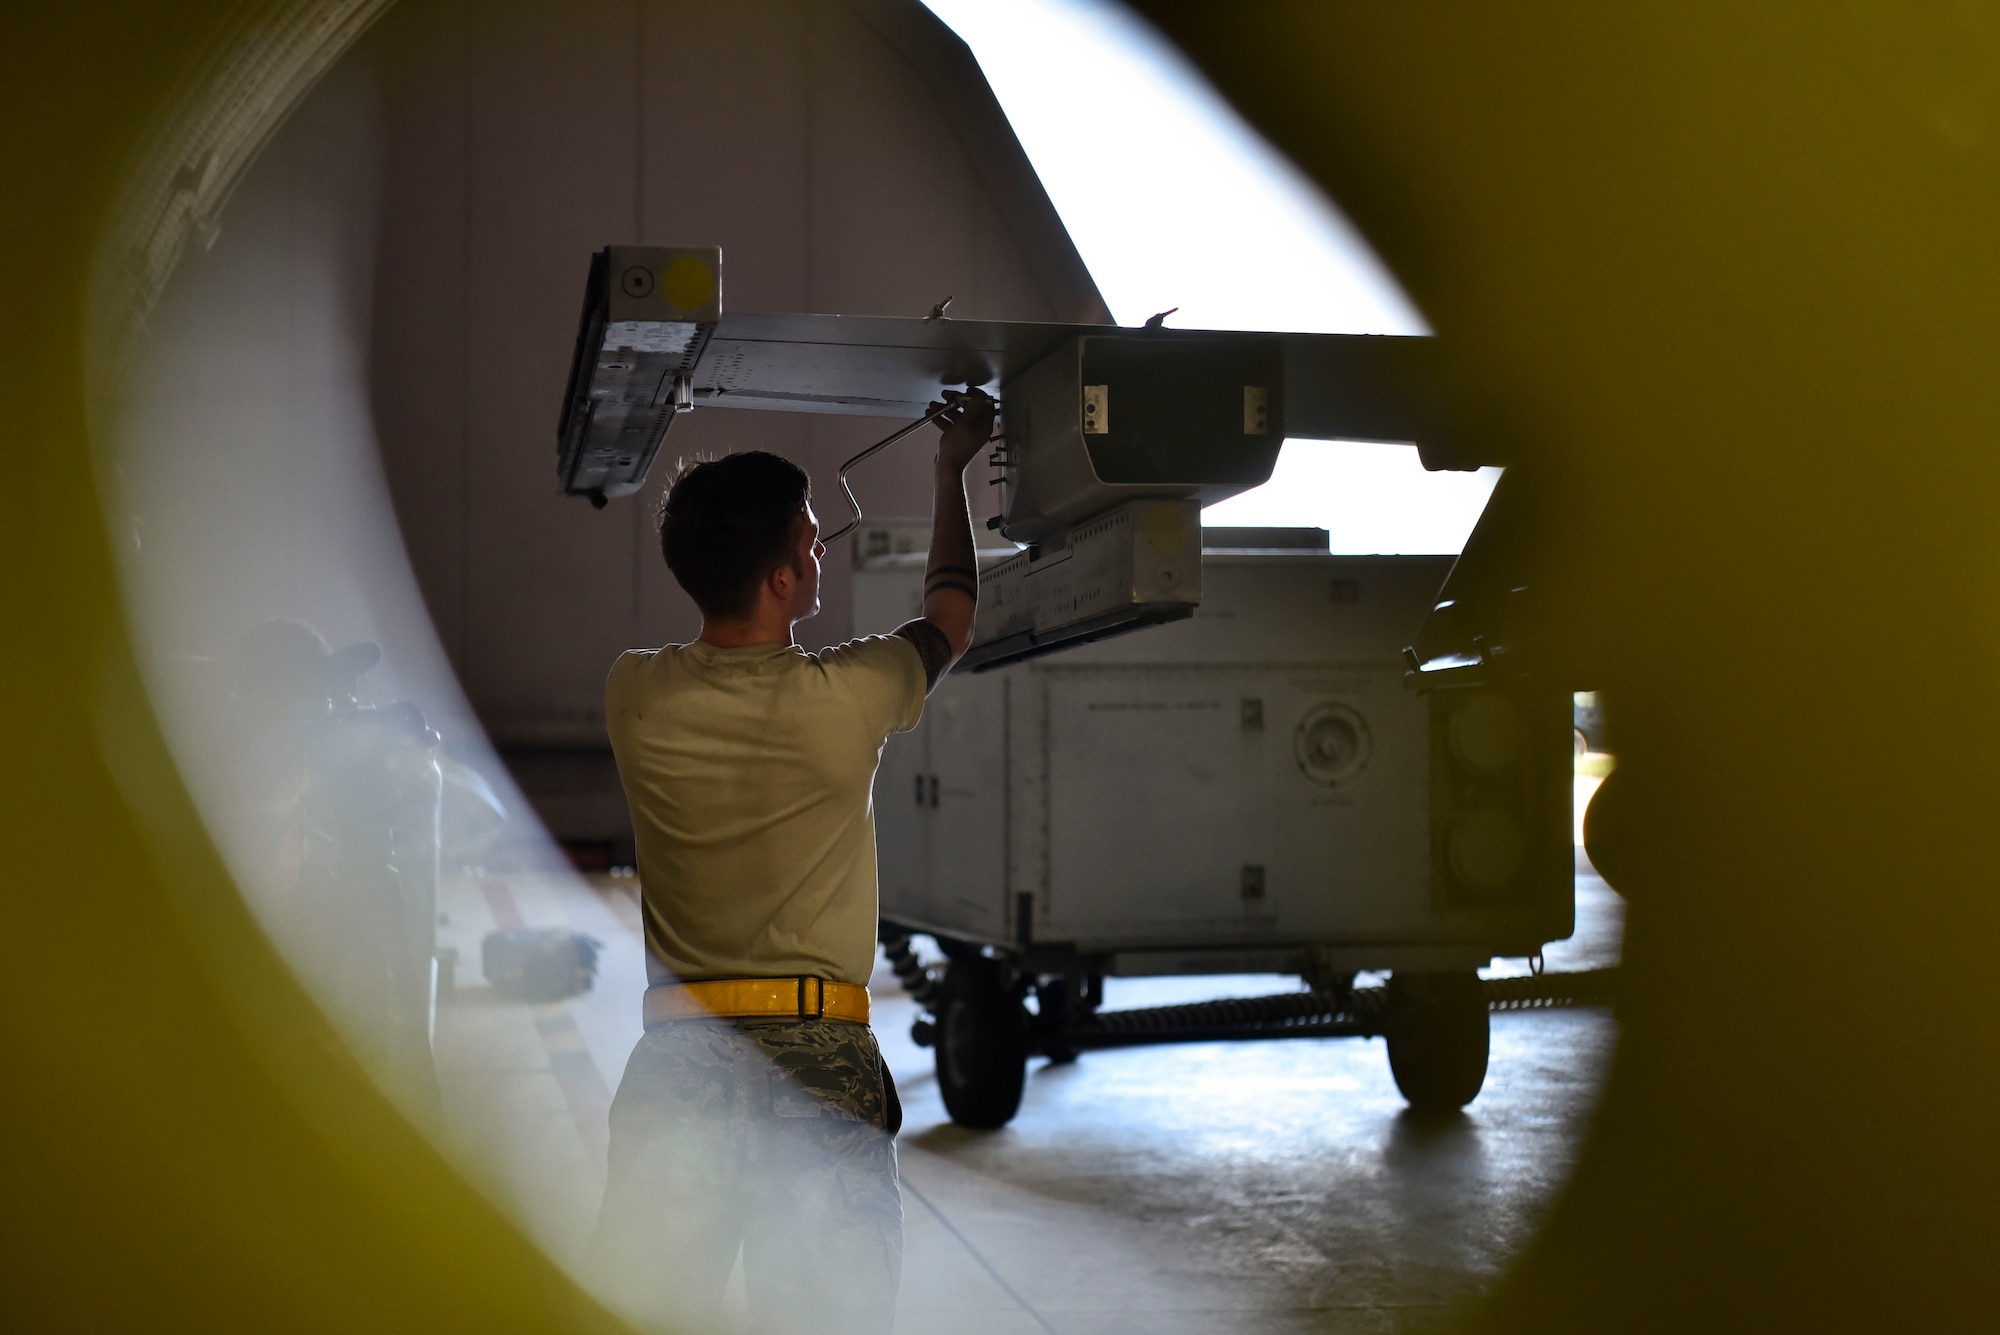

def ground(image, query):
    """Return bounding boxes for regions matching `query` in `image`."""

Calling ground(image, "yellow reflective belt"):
[642,976,871,1027]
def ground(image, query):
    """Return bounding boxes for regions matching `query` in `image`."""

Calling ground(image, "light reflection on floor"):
[431,866,1621,1333]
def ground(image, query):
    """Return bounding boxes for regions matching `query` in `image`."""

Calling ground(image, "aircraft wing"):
[687,311,1442,445]
[558,245,1463,501]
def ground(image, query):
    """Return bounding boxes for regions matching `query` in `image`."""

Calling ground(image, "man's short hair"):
[657,451,811,620]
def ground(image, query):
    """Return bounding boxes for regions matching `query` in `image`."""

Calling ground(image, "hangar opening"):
[93,1,1621,1330]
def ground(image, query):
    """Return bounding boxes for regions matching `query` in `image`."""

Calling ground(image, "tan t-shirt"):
[605,635,927,988]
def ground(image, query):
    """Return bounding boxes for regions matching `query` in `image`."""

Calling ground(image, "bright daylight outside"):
[922,0,1503,553]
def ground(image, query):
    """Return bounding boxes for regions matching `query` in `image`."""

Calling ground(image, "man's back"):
[606,634,925,987]
[590,406,989,1335]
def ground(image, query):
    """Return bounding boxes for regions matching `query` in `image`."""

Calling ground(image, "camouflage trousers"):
[590,1018,903,1335]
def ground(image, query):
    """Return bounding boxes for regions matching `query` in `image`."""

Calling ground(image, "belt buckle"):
[795,976,825,1019]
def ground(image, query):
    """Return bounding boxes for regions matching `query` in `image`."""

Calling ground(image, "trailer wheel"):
[934,957,1028,1129]
[1385,970,1490,1113]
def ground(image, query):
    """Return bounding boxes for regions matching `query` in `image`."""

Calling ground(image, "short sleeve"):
[603,648,651,711]
[820,635,927,737]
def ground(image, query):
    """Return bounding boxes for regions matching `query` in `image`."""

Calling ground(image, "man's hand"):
[930,387,995,475]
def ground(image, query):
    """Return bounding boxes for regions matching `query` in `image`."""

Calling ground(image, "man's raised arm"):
[894,387,994,690]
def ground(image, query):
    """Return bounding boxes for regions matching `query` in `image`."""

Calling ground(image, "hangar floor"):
[431,864,1621,1334]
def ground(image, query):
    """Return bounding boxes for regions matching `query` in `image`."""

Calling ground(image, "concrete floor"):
[429,863,1621,1334]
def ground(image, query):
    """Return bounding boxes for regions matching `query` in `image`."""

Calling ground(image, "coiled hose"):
[879,932,938,1009]
[1081,986,1384,1039]
[1056,968,1620,1051]
[1482,966,1619,1011]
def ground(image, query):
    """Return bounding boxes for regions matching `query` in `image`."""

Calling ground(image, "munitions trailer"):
[855,528,1576,1127]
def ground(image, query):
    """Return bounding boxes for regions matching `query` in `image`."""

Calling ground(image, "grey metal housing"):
[857,540,1574,978]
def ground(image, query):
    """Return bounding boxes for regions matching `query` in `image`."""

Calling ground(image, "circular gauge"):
[1449,691,1526,772]
[1293,702,1372,788]
[1448,807,1528,892]
[619,265,655,298]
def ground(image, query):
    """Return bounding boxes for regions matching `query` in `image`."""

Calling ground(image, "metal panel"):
[856,554,1010,939]
[925,673,1009,939]
[854,551,931,930]
[1042,665,1275,943]
[994,334,1286,542]
[1260,660,1432,939]
[684,314,1437,429]
[874,724,930,925]
[963,499,1201,671]
[692,310,1069,415]
[460,0,643,742]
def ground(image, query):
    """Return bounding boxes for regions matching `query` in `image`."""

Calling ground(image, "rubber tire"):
[1385,970,1491,1113]
[1032,974,1084,1065]
[934,957,1029,1129]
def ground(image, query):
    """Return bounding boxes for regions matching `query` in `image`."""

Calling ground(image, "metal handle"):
[819,395,988,544]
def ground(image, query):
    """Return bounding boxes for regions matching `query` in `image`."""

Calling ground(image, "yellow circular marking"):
[662,255,716,310]
[1141,503,1192,553]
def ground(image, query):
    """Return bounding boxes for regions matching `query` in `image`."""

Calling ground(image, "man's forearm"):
[925,462,978,606]
[908,387,990,664]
